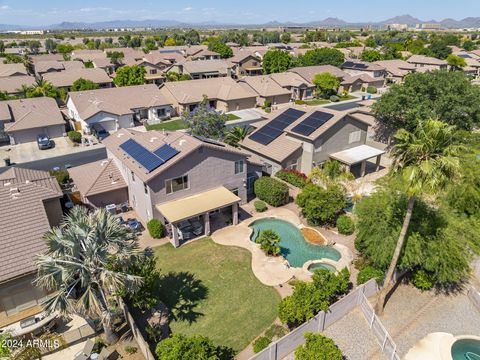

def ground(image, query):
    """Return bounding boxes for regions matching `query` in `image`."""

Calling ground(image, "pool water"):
[308,263,337,273]
[451,339,480,360]
[249,218,341,268]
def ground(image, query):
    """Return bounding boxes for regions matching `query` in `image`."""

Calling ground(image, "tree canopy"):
[71,78,99,92]
[295,333,343,360]
[208,42,233,58]
[312,72,340,99]
[296,48,345,67]
[113,65,146,87]
[182,98,226,139]
[155,334,234,360]
[360,49,383,62]
[262,49,293,74]
[446,54,467,70]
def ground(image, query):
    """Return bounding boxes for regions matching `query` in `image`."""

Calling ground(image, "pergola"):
[156,186,241,247]
[329,145,386,177]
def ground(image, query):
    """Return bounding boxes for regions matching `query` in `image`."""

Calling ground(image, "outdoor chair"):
[74,339,94,360]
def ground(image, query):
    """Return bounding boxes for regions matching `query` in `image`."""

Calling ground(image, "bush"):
[295,333,343,360]
[275,169,307,188]
[156,334,234,360]
[254,200,268,212]
[294,100,306,105]
[67,130,82,143]
[49,169,69,185]
[329,95,340,102]
[367,86,377,94]
[411,269,434,291]
[254,177,289,207]
[252,336,270,353]
[124,346,138,354]
[336,215,355,235]
[256,229,281,256]
[147,219,165,239]
[296,184,346,226]
[357,266,384,285]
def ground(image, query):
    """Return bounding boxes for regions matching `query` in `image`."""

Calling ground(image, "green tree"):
[446,54,467,70]
[35,207,143,343]
[0,40,4,53]
[223,125,252,147]
[166,71,192,82]
[182,98,226,139]
[309,160,354,188]
[44,38,57,53]
[295,333,343,360]
[164,37,176,46]
[156,333,234,360]
[114,65,146,87]
[373,120,463,314]
[26,79,64,99]
[426,39,452,59]
[71,78,99,91]
[55,43,74,55]
[280,32,291,44]
[208,42,233,58]
[463,40,477,51]
[256,229,281,256]
[262,49,293,74]
[185,29,201,45]
[360,49,383,62]
[312,72,340,99]
[297,48,344,67]
[106,51,124,65]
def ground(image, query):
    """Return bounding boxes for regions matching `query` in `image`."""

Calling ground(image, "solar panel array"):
[342,61,368,69]
[249,108,306,145]
[119,139,179,173]
[325,101,361,112]
[290,111,335,136]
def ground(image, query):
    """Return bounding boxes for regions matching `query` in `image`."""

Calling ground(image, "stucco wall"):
[217,97,257,112]
[9,124,66,144]
[85,188,129,208]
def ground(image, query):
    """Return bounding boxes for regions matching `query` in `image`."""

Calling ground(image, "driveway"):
[225,108,267,128]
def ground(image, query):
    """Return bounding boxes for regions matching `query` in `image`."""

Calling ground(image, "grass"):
[154,238,281,352]
[304,94,359,106]
[226,113,241,121]
[145,119,186,131]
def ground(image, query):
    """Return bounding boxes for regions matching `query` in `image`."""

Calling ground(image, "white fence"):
[250,279,379,360]
[121,300,156,360]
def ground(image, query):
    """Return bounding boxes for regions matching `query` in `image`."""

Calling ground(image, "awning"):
[156,186,241,223]
[329,145,385,165]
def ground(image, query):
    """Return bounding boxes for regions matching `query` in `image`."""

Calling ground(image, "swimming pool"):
[308,262,337,273]
[451,339,480,360]
[249,218,341,268]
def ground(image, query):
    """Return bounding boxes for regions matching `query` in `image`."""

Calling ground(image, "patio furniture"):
[105,204,117,215]
[127,218,141,232]
[114,216,125,225]
[74,339,94,360]
[189,219,203,236]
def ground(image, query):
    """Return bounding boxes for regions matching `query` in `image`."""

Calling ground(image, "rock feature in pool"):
[249,218,341,268]
[301,227,328,245]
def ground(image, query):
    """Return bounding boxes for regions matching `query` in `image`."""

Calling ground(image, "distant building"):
[417,23,442,30]
[387,24,408,31]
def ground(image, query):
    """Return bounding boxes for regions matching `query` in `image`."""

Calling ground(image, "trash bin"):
[4,157,10,166]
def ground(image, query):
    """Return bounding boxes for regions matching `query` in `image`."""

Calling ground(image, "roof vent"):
[3,182,11,186]
[149,137,158,142]
[117,133,125,138]
[9,187,19,193]
[179,139,186,146]
[101,160,109,166]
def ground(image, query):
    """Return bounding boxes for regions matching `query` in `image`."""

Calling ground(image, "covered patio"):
[156,186,241,247]
[329,145,386,177]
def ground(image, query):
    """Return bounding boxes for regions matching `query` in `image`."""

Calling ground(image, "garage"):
[8,124,66,145]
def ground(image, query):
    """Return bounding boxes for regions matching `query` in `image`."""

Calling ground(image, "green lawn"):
[304,94,359,106]
[154,238,280,352]
[226,113,241,121]
[145,119,186,131]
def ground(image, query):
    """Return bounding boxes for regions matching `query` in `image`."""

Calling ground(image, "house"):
[269,72,315,100]
[188,49,221,61]
[68,158,129,208]
[71,49,116,75]
[373,60,417,83]
[42,68,113,92]
[168,60,232,79]
[34,60,84,76]
[238,75,292,107]
[159,77,257,114]
[122,54,171,85]
[0,76,36,96]
[67,84,173,134]
[341,60,386,80]
[406,55,448,71]
[102,128,262,246]
[240,105,384,176]
[0,97,66,145]
[0,167,63,329]
[0,63,28,77]
[228,52,263,77]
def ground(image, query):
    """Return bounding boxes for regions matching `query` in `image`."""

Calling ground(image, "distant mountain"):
[380,14,423,25]
[48,19,188,30]
[304,17,349,27]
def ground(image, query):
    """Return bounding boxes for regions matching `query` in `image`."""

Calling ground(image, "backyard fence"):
[60,322,97,345]
[121,300,156,360]
[250,279,379,360]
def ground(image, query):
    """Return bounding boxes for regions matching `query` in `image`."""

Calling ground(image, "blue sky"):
[2,0,480,26]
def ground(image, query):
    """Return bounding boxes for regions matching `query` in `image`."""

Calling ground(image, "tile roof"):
[407,55,448,66]
[42,68,113,88]
[269,72,314,88]
[67,84,171,120]
[0,167,62,283]
[0,63,28,77]
[181,59,231,75]
[0,75,36,94]
[341,59,386,72]
[289,65,348,82]
[373,60,416,77]
[35,60,84,74]
[239,75,291,97]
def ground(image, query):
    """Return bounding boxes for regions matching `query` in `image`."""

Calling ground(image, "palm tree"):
[16,84,31,98]
[223,126,252,147]
[28,79,62,99]
[309,160,355,188]
[35,207,143,343]
[374,119,463,315]
[21,54,34,75]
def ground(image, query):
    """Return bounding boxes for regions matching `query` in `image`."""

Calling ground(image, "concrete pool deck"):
[404,333,480,360]
[211,207,352,286]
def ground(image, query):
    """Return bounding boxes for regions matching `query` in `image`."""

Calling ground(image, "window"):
[157,108,166,117]
[286,159,298,170]
[252,61,258,66]
[150,69,157,74]
[166,175,189,194]
[144,182,148,195]
[231,188,239,196]
[131,171,135,182]
[348,130,361,144]
[234,160,244,174]
[306,89,313,97]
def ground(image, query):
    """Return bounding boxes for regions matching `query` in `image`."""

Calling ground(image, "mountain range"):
[1,15,480,31]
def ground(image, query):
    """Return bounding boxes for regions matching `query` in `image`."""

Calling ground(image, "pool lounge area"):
[405,333,480,360]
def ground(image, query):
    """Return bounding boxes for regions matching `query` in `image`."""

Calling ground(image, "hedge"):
[147,219,165,238]
[254,200,268,212]
[275,169,307,188]
[254,177,289,207]
[357,266,384,285]
[67,130,82,143]
[49,169,69,185]
[366,86,377,94]
[336,215,355,235]
[329,95,340,102]
[253,336,271,353]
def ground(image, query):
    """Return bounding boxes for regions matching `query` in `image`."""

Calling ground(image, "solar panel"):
[249,108,306,145]
[154,144,179,162]
[353,63,368,69]
[290,111,334,136]
[120,139,164,172]
[343,61,355,67]
[325,102,361,111]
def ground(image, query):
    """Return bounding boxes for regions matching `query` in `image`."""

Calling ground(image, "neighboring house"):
[238,75,292,107]
[159,77,257,114]
[168,60,232,79]
[373,60,417,83]
[34,60,84,76]
[406,55,448,71]
[42,68,113,92]
[122,54,171,85]
[67,84,173,134]
[240,105,384,176]
[0,167,63,329]
[341,60,386,79]
[0,75,36,96]
[453,52,480,77]
[68,158,128,208]
[71,49,116,75]
[0,63,28,77]
[228,52,263,77]
[269,72,315,100]
[102,128,262,246]
[188,49,221,61]
[0,97,66,145]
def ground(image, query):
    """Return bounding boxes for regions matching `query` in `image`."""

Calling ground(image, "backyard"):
[154,237,281,352]
[303,94,358,106]
[145,114,240,131]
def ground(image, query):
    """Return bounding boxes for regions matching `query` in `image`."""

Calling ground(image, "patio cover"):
[329,145,385,165]
[156,186,241,223]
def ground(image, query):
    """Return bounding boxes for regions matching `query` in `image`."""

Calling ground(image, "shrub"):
[294,100,306,105]
[367,86,377,94]
[336,215,355,235]
[254,177,289,207]
[329,95,340,102]
[147,219,165,239]
[252,336,270,353]
[357,266,384,285]
[256,229,281,256]
[411,269,434,291]
[295,333,343,360]
[254,200,268,212]
[275,169,307,188]
[124,346,138,355]
[67,130,82,143]
[156,334,234,360]
[49,169,69,185]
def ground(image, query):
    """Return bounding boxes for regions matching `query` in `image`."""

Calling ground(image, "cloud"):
[79,7,111,13]
[183,6,193,11]
[0,5,9,10]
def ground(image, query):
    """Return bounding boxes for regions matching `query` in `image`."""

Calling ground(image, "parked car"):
[91,123,110,141]
[37,134,52,150]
